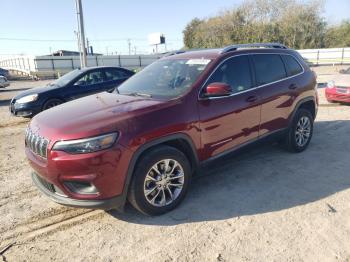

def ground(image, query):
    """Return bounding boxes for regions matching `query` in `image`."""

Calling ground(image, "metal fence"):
[298,48,350,65]
[1,47,350,78]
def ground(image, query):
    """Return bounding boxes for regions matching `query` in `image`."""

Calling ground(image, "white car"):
[0,76,10,88]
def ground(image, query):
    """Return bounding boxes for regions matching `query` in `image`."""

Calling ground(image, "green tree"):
[325,20,350,47]
[183,0,329,49]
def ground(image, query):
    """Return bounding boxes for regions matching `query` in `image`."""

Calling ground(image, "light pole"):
[74,30,82,67]
[75,0,87,67]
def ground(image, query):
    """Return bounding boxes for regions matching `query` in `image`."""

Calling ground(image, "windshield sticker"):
[186,59,211,65]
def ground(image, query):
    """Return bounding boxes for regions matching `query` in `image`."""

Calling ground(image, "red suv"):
[26,43,318,215]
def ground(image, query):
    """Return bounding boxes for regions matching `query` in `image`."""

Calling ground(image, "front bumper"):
[32,172,124,209]
[26,141,134,209]
[9,100,42,117]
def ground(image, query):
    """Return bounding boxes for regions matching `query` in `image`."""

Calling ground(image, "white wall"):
[1,48,350,75]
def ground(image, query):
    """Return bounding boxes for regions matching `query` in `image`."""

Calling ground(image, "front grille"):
[34,173,68,197]
[25,128,50,158]
[36,174,55,193]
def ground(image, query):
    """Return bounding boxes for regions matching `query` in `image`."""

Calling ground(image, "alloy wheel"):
[143,159,185,207]
[295,116,311,147]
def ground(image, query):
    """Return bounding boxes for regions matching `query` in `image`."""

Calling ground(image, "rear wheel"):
[42,98,63,111]
[285,108,314,152]
[128,146,191,216]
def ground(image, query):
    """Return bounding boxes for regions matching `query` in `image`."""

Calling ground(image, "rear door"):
[252,53,302,136]
[198,55,261,159]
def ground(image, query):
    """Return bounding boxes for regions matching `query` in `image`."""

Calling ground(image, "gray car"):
[0,76,10,88]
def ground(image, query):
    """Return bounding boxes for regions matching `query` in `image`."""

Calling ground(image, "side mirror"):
[204,82,232,97]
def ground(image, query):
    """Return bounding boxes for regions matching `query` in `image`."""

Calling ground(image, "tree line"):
[183,0,350,50]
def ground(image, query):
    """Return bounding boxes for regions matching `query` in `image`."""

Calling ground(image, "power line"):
[0,37,183,42]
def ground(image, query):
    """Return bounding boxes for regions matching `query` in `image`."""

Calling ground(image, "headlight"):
[327,81,335,88]
[52,133,118,154]
[16,94,38,104]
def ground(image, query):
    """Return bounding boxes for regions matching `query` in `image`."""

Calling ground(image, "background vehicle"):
[0,75,10,88]
[325,68,350,103]
[0,67,9,78]
[26,43,318,216]
[10,66,134,117]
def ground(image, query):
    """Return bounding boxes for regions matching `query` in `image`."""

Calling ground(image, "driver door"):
[66,70,106,100]
[198,55,262,159]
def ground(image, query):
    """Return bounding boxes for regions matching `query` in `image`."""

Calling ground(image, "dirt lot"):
[1,77,350,261]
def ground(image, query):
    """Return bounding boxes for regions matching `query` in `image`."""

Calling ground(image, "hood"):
[14,84,62,99]
[30,92,165,140]
[331,74,350,87]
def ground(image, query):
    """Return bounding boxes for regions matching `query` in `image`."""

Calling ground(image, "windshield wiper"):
[123,92,152,98]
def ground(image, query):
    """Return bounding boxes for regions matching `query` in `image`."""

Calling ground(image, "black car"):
[10,66,134,117]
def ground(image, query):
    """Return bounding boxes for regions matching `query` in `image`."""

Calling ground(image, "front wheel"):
[42,98,63,111]
[284,108,314,153]
[128,146,191,216]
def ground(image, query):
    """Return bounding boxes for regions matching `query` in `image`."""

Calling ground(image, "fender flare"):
[288,96,316,126]
[119,133,199,206]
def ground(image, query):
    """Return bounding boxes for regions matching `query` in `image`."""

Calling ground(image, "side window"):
[105,69,129,81]
[206,55,253,94]
[75,71,104,86]
[253,54,287,85]
[282,55,303,76]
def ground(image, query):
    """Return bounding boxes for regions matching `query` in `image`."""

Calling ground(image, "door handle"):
[289,84,298,90]
[246,95,258,103]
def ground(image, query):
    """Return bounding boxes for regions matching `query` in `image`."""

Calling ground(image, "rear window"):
[282,55,303,76]
[253,54,287,85]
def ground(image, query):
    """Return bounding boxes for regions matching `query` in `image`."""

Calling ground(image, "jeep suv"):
[26,43,318,215]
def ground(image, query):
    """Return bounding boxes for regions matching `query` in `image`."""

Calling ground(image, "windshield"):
[117,58,211,99]
[51,69,83,87]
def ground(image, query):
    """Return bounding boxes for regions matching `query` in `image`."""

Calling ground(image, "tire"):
[128,145,192,216]
[42,98,63,111]
[285,108,314,153]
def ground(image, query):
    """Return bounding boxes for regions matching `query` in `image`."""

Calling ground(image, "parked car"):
[325,67,350,103]
[10,66,134,117]
[0,68,9,78]
[0,75,10,88]
[26,43,318,215]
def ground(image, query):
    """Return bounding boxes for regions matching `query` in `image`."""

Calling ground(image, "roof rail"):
[221,43,287,54]
[163,47,220,57]
[163,50,187,57]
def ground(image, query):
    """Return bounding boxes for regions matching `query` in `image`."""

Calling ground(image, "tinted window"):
[75,71,104,86]
[282,55,303,76]
[105,69,130,81]
[206,55,252,94]
[253,54,286,85]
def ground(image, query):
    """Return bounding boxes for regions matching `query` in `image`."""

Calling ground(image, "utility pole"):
[128,39,131,55]
[75,0,87,67]
[86,38,89,55]
[74,31,82,68]
[134,46,137,55]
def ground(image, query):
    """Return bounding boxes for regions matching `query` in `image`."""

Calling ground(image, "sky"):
[0,0,349,56]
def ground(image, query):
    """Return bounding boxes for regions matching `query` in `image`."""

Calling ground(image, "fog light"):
[64,181,98,195]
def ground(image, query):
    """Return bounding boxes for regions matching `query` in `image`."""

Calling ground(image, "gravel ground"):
[0,78,350,261]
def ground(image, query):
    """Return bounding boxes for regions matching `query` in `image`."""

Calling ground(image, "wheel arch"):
[41,97,65,110]
[289,96,316,126]
[120,133,199,204]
